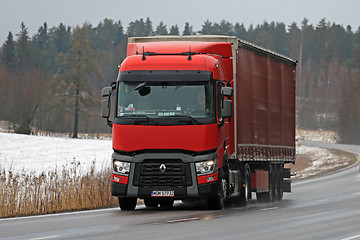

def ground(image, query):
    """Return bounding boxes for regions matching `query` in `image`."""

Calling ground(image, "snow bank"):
[0,133,112,174]
[295,144,350,179]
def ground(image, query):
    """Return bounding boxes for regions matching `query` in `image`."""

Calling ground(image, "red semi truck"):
[101,35,296,210]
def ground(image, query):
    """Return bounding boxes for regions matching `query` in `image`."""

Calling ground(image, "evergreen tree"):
[218,20,233,35]
[247,24,254,40]
[233,23,247,39]
[1,32,16,70]
[16,22,32,69]
[155,21,168,35]
[145,17,154,36]
[127,18,154,37]
[33,22,49,50]
[49,23,71,54]
[114,20,125,47]
[199,20,213,35]
[252,21,274,50]
[93,18,120,50]
[300,18,317,64]
[272,22,288,55]
[288,22,301,59]
[127,18,145,37]
[92,19,125,87]
[169,25,180,35]
[182,22,194,35]
[316,18,331,66]
[32,22,57,72]
[352,27,360,68]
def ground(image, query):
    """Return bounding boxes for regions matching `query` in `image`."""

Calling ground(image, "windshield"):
[117,81,214,120]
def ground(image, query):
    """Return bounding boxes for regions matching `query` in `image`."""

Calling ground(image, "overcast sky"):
[1,0,360,44]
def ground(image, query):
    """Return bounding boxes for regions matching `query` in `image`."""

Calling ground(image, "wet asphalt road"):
[1,141,359,240]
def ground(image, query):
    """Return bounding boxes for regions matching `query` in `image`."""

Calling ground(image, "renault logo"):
[159,164,166,173]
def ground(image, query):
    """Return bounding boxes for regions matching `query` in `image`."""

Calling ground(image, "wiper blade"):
[125,114,158,125]
[171,114,202,125]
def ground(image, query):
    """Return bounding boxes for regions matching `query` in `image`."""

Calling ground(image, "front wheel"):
[234,164,251,207]
[119,197,137,210]
[208,171,226,210]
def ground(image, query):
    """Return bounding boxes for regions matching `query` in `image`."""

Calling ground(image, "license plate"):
[151,190,174,197]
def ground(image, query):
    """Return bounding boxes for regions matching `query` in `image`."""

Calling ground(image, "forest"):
[1,18,360,143]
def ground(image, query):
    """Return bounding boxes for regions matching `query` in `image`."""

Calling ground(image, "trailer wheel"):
[144,198,159,208]
[208,170,226,210]
[276,165,284,201]
[270,164,277,201]
[119,197,137,210]
[256,164,275,202]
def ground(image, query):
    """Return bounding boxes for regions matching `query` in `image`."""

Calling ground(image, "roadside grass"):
[0,162,117,218]
[1,147,358,218]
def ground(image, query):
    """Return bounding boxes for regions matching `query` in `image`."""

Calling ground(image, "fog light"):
[207,176,214,182]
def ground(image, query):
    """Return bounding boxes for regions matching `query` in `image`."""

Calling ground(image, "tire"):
[144,198,158,208]
[159,198,174,208]
[272,165,278,202]
[234,164,251,207]
[119,197,137,210]
[276,165,284,201]
[256,164,275,202]
[208,171,226,210]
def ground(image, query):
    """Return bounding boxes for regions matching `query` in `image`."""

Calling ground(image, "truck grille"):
[140,176,185,186]
[141,162,184,175]
[134,159,192,187]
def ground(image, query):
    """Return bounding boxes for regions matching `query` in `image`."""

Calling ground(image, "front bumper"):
[111,181,219,198]
[111,151,219,199]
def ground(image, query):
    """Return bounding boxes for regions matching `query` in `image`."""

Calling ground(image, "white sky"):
[1,0,360,44]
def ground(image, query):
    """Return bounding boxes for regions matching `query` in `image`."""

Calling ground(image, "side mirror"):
[101,85,114,127]
[102,86,112,97]
[101,99,110,118]
[222,99,232,118]
[221,86,233,119]
[221,86,233,97]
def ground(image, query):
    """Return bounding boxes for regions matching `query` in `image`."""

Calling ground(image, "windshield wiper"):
[170,114,202,125]
[125,114,158,125]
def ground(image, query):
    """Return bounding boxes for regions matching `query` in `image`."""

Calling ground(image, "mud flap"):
[283,179,291,193]
[283,168,291,193]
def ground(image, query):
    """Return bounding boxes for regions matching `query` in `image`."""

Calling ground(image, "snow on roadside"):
[295,144,347,179]
[0,132,112,175]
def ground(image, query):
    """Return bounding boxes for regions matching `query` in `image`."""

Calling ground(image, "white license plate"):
[151,190,174,197]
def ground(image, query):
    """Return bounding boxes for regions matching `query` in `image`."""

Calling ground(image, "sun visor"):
[118,70,212,82]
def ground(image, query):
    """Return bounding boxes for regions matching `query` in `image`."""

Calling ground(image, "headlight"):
[113,160,130,175]
[195,159,217,176]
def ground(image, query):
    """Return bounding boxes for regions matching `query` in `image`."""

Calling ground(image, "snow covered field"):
[0,130,356,179]
[0,132,112,174]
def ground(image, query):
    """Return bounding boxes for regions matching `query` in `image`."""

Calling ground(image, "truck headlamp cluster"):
[113,159,130,175]
[195,159,217,176]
